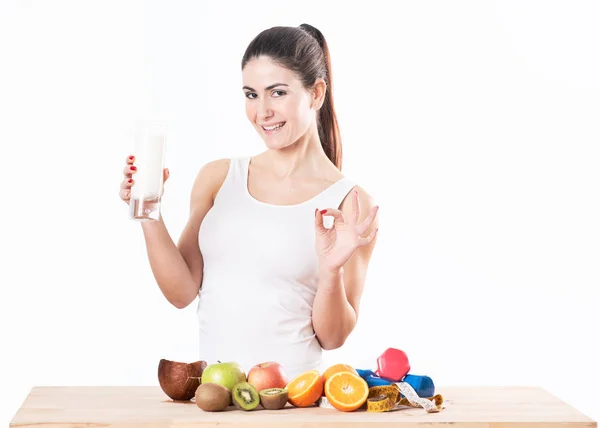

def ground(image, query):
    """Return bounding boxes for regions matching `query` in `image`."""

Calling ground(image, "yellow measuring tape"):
[366,383,444,413]
[366,385,399,412]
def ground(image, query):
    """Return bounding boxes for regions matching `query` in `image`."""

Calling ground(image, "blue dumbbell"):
[356,369,435,398]
[402,374,435,398]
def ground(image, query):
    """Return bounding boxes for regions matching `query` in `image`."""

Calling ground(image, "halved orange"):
[322,363,358,383]
[286,369,324,407]
[324,371,369,412]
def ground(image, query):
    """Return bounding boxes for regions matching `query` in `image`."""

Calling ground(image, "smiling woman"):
[240,24,342,169]
[119,24,379,380]
[242,81,290,135]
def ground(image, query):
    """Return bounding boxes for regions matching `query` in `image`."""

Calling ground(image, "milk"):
[129,122,167,221]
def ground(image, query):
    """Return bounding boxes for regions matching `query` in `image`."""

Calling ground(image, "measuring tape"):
[366,385,399,412]
[394,381,443,413]
[318,382,444,413]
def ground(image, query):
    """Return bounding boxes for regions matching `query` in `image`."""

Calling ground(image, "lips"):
[261,122,286,131]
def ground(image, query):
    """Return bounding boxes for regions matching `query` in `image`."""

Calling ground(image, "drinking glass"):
[128,120,167,221]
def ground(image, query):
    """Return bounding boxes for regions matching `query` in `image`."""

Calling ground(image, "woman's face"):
[243,56,316,150]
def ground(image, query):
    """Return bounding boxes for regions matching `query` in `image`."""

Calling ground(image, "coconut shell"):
[158,359,208,401]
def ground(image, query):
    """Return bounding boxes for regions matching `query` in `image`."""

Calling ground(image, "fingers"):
[120,176,134,190]
[357,205,380,235]
[121,155,136,202]
[358,226,378,247]
[120,175,134,201]
[314,208,328,234]
[123,163,137,177]
[315,208,345,234]
[317,208,345,223]
[315,208,344,235]
[120,187,131,202]
[120,155,170,204]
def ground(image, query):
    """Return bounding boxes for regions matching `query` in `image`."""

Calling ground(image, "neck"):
[264,122,332,179]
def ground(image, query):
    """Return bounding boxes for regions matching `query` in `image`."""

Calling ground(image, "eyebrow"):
[242,83,289,91]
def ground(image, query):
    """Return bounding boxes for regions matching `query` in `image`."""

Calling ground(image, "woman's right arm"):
[122,157,230,309]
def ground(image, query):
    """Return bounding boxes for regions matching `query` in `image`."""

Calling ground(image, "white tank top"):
[196,156,356,379]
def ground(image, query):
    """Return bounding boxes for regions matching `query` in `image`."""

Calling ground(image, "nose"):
[257,97,274,121]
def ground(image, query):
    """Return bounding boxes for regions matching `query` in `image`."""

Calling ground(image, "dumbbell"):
[355,348,435,398]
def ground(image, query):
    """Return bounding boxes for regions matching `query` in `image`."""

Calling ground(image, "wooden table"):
[9,385,597,428]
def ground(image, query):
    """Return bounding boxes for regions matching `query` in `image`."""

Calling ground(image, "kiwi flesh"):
[259,388,288,410]
[232,382,260,411]
[195,382,231,412]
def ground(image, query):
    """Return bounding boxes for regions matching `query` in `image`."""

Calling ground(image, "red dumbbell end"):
[374,348,411,381]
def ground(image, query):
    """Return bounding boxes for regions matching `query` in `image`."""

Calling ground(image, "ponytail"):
[299,24,343,170]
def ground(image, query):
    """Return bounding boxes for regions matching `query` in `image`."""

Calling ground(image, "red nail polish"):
[131,166,137,171]
[129,155,134,160]
[128,179,133,183]
[320,209,327,214]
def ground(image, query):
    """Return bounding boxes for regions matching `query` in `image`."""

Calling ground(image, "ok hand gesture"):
[315,189,379,274]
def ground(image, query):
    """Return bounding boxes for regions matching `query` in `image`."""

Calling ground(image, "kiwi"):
[231,382,260,411]
[259,388,288,410]
[195,382,231,412]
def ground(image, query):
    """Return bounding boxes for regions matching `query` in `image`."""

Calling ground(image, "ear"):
[311,78,327,110]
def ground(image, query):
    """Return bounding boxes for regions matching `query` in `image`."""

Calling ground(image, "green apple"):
[201,361,246,391]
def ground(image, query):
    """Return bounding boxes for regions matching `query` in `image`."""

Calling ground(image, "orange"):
[322,363,358,384]
[324,371,369,412]
[286,369,324,407]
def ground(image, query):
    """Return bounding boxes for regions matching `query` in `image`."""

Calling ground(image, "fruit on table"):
[157,359,207,401]
[324,371,369,412]
[194,382,231,412]
[201,361,246,391]
[247,362,288,393]
[232,382,260,411]
[286,369,324,407]
[322,363,358,384]
[259,387,289,410]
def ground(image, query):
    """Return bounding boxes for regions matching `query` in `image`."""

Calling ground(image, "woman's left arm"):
[312,187,379,350]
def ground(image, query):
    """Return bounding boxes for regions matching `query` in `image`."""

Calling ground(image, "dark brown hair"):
[241,24,343,170]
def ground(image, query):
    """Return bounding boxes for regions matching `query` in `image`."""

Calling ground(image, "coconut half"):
[158,359,208,401]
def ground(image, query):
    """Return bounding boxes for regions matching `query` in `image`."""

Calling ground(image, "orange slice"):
[324,371,369,412]
[322,363,358,383]
[286,369,324,407]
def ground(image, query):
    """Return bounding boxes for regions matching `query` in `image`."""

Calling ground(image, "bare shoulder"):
[190,158,231,203]
[195,158,231,188]
[339,185,377,223]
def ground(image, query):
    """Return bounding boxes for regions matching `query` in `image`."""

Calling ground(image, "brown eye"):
[273,90,285,97]
[245,92,257,99]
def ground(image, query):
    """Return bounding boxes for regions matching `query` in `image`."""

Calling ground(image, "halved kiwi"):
[259,387,288,410]
[232,382,260,411]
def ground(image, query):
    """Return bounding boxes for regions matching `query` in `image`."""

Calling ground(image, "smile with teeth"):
[262,122,286,131]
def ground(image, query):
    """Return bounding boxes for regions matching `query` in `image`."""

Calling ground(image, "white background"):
[1,0,599,424]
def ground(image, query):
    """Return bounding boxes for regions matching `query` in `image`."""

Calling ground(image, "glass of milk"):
[128,120,167,221]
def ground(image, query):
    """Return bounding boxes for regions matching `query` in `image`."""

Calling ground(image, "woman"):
[119,24,379,379]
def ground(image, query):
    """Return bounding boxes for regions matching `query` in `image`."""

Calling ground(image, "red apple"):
[247,362,288,393]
